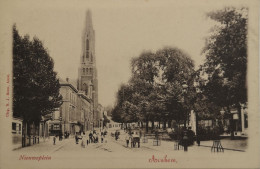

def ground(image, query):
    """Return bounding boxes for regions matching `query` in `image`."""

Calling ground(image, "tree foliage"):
[201,7,248,110]
[112,47,197,129]
[13,25,62,124]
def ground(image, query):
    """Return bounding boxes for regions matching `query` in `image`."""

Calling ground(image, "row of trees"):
[13,25,62,136]
[111,7,248,134]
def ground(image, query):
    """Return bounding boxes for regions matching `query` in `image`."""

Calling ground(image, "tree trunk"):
[152,121,154,130]
[22,121,27,147]
[236,104,242,131]
[163,121,166,129]
[227,106,234,140]
[195,112,198,136]
[230,119,235,140]
[32,122,35,144]
[184,111,187,129]
[177,120,181,140]
[158,121,160,129]
[43,122,46,142]
[146,119,149,133]
[28,122,31,146]
[168,120,172,128]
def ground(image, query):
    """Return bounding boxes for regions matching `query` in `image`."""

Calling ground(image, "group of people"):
[75,130,107,148]
[52,132,64,145]
[88,131,103,143]
[52,131,71,145]
[125,131,140,148]
[64,132,70,139]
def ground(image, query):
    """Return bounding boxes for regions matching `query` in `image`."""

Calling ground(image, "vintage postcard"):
[0,0,259,168]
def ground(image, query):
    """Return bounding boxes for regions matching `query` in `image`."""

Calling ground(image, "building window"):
[86,39,89,50]
[12,122,16,131]
[12,122,21,134]
[83,68,85,74]
[86,51,89,58]
[91,53,93,62]
[53,124,60,130]
[87,68,89,74]
[83,83,88,95]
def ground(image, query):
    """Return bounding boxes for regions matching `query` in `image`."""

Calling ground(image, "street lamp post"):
[59,116,62,140]
[182,81,188,129]
[220,108,225,127]
[182,81,188,152]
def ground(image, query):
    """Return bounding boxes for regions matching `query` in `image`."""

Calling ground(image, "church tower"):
[78,10,99,127]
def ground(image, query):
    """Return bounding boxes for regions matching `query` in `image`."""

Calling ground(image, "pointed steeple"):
[78,9,99,128]
[81,10,95,64]
[84,10,93,33]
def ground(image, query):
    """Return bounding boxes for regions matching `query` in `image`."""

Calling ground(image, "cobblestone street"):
[8,129,252,169]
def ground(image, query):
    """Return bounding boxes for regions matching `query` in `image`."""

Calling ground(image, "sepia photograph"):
[0,0,259,168]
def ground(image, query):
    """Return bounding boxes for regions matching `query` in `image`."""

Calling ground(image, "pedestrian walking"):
[196,135,200,146]
[53,136,56,145]
[59,132,63,141]
[81,134,86,148]
[93,133,97,143]
[125,134,130,147]
[75,135,79,144]
[89,132,93,143]
[91,133,97,143]
[97,133,99,142]
[115,131,119,141]
[139,130,142,138]
[130,134,133,148]
[101,134,104,143]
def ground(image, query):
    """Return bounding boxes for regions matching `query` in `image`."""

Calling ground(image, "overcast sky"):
[9,0,247,107]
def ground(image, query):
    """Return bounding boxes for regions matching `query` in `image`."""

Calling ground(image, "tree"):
[13,25,62,127]
[112,47,197,132]
[130,52,161,131]
[201,7,248,138]
[156,47,196,128]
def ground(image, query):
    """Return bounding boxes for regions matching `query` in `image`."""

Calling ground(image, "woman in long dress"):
[81,133,86,148]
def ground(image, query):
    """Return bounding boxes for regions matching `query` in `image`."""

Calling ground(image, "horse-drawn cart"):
[131,135,140,148]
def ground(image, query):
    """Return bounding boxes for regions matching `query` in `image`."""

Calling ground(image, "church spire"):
[81,9,95,65]
[78,9,97,98]
[84,10,93,32]
[78,9,99,128]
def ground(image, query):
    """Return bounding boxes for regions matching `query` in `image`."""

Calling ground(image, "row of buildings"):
[41,78,104,137]
[188,105,248,137]
[12,10,104,149]
[41,10,103,137]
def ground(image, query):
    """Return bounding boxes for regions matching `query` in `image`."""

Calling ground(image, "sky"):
[7,0,248,107]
